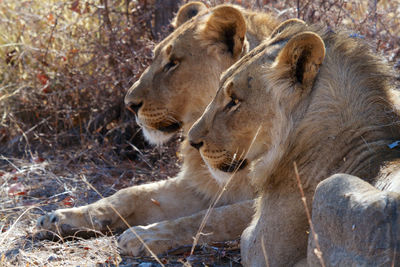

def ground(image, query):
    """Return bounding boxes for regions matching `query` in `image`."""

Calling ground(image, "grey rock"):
[308,174,400,267]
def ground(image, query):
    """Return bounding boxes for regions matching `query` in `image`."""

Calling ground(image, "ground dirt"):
[0,136,242,266]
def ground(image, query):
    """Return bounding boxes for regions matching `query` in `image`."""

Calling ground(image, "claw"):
[50,214,58,223]
[38,216,44,227]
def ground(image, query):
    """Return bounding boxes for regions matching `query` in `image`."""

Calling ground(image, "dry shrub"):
[1,0,400,159]
[0,3,183,266]
[272,0,400,64]
[214,0,400,65]
[0,0,157,158]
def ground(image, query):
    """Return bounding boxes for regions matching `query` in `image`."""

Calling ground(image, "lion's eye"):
[163,59,179,72]
[225,97,240,111]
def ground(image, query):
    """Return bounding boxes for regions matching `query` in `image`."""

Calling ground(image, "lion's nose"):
[128,101,143,114]
[190,141,204,150]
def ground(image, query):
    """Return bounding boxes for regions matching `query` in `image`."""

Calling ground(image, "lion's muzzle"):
[157,121,182,133]
[218,158,248,173]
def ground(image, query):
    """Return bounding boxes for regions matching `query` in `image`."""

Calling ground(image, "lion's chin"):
[201,154,248,186]
[142,126,174,146]
[206,165,232,187]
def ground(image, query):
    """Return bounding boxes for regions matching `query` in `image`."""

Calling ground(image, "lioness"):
[188,20,400,266]
[37,2,280,256]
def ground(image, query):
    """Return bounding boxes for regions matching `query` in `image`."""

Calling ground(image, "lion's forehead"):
[219,52,270,92]
[153,9,213,58]
[154,30,194,59]
[220,41,285,88]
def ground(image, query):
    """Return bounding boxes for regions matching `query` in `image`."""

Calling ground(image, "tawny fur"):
[189,20,400,266]
[37,3,280,257]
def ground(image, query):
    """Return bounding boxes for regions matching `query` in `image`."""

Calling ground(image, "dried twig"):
[191,126,261,255]
[261,236,270,267]
[293,162,325,267]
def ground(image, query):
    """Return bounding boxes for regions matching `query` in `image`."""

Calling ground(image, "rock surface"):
[308,174,400,266]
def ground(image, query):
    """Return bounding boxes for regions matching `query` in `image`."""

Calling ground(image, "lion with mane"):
[37,2,280,256]
[189,20,400,266]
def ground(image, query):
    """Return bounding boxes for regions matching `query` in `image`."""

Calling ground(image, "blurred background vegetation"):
[0,0,159,159]
[1,0,399,160]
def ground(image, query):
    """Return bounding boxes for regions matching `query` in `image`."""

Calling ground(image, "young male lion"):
[37,2,280,256]
[188,20,400,266]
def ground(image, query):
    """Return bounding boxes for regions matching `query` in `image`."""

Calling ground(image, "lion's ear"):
[275,32,325,91]
[172,2,207,28]
[200,5,247,59]
[171,2,207,29]
[270,19,306,39]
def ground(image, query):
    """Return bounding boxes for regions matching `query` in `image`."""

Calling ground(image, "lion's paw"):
[36,208,95,239]
[118,224,185,256]
[37,210,72,238]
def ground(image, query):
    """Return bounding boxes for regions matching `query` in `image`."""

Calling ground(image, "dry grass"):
[0,143,182,266]
[1,0,400,266]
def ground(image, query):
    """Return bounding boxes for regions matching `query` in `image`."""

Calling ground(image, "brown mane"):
[249,24,400,190]
[187,20,400,266]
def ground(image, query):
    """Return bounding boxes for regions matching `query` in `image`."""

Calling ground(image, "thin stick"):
[261,236,270,267]
[8,115,33,159]
[293,162,325,267]
[0,206,38,245]
[190,126,262,255]
[297,0,300,18]
[391,245,396,267]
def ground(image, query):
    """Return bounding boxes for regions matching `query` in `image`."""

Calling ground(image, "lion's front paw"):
[118,223,188,256]
[37,210,72,239]
[36,208,92,239]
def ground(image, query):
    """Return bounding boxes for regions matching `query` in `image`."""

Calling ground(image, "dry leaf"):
[151,198,160,206]
[63,196,76,207]
[70,0,81,14]
[8,182,27,196]
[37,73,49,85]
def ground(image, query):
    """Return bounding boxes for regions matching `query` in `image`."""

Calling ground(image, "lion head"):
[190,19,400,266]
[188,19,326,184]
[189,18,400,187]
[124,3,280,146]
[124,2,251,146]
